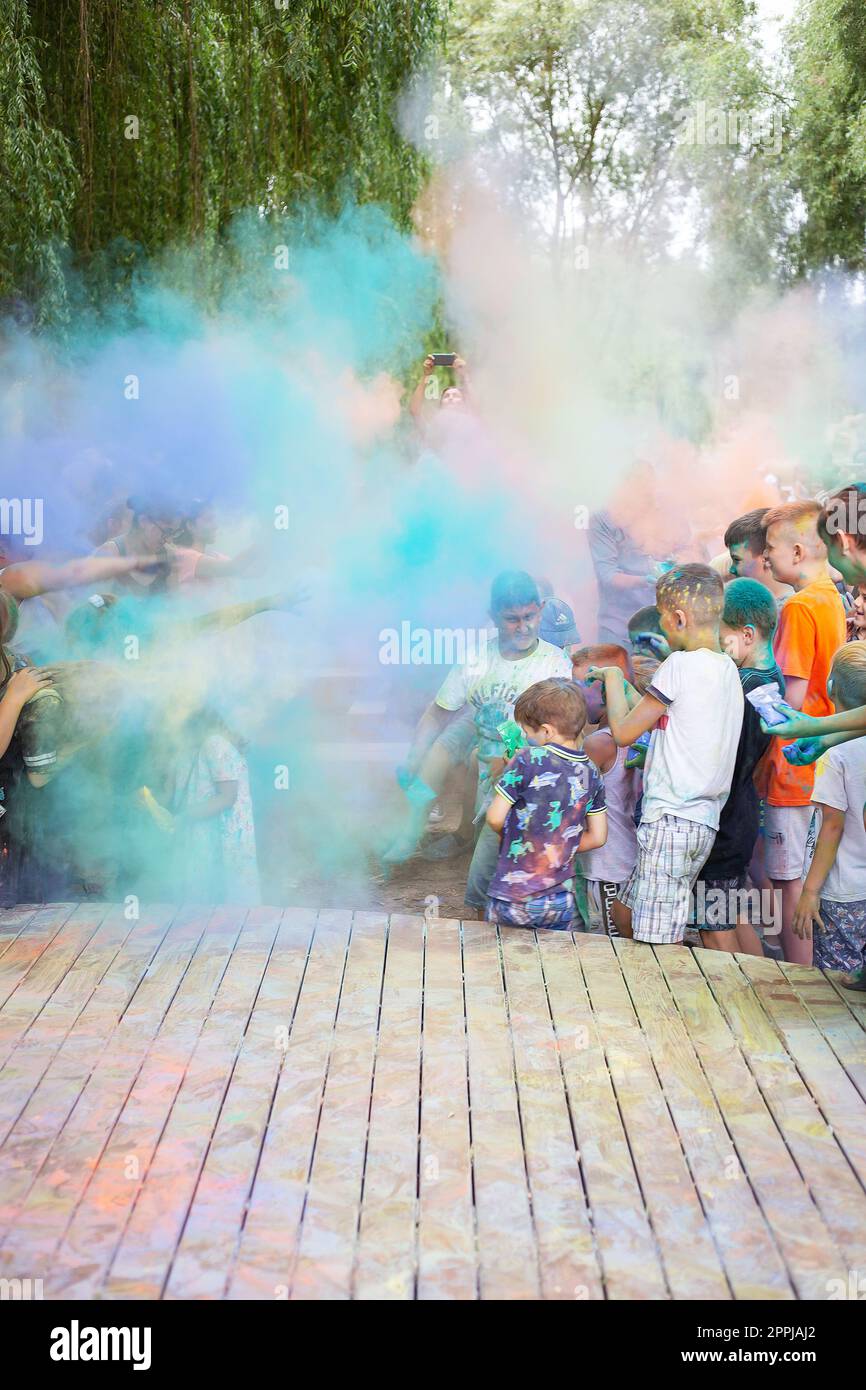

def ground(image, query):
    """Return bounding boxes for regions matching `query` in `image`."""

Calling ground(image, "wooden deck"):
[1,902,866,1301]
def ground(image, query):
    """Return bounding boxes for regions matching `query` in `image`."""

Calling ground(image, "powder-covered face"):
[728,542,766,580]
[440,387,464,410]
[825,532,866,586]
[763,521,805,585]
[495,601,541,654]
[719,620,750,666]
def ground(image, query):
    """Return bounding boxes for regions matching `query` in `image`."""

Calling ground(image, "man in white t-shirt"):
[383,571,572,869]
[588,563,744,945]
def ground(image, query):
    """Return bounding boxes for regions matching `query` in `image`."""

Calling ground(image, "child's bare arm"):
[587,666,665,746]
[485,791,511,834]
[179,781,238,822]
[583,729,616,774]
[792,803,844,940]
[576,810,607,853]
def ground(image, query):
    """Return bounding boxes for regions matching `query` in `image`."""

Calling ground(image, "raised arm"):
[1,552,156,600]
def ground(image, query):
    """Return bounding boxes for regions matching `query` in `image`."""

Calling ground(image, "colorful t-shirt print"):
[487,743,606,902]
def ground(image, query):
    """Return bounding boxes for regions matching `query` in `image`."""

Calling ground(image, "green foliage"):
[785,0,866,272]
[0,0,443,320]
[444,0,778,281]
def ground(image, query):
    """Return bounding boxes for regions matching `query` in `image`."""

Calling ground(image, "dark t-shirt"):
[702,662,785,879]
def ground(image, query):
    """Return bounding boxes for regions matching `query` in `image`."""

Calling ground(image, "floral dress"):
[172,733,260,905]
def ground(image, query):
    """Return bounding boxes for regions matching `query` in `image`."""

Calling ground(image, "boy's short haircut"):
[830,641,866,708]
[656,563,724,624]
[627,604,664,636]
[761,498,823,542]
[724,507,769,556]
[630,653,661,694]
[722,577,778,641]
[819,482,866,549]
[514,678,587,739]
[571,642,631,676]
[490,569,540,613]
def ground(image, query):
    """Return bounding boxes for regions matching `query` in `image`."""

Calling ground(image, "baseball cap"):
[540,597,580,648]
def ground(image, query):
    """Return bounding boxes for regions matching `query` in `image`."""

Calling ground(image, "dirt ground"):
[263,763,476,920]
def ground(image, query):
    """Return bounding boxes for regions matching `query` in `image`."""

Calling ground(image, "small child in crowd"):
[793,643,866,989]
[589,564,744,947]
[572,645,640,933]
[692,578,785,953]
[484,679,607,928]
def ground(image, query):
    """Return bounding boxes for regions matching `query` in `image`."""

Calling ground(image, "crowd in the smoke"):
[391,469,866,991]
[4,347,866,997]
[0,494,302,909]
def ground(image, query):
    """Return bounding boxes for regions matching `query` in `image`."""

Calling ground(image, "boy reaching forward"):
[588,564,744,947]
[485,679,607,929]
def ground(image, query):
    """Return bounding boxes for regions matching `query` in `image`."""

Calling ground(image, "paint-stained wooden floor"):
[1,902,866,1300]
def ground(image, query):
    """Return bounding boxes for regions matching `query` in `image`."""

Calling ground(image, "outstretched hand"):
[759,703,816,739]
[783,736,827,766]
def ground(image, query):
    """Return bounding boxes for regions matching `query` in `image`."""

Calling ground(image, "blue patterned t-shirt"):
[487,743,606,902]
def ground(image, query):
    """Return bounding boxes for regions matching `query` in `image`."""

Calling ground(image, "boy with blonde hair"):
[761,499,847,964]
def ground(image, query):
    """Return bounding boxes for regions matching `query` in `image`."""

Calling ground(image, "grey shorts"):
[436,706,478,763]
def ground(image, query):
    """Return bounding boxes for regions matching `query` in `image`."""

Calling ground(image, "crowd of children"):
[3,471,866,990]
[394,483,866,990]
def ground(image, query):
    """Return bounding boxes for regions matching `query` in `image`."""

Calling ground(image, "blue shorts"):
[485,885,578,930]
[814,897,866,975]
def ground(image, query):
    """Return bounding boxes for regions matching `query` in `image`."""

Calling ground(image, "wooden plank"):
[0,905,174,1149]
[227,909,353,1299]
[0,907,228,1291]
[0,905,41,963]
[736,954,866,1193]
[0,904,137,1139]
[164,909,316,1299]
[537,931,668,1299]
[415,918,476,1301]
[828,974,866,1030]
[353,914,424,1301]
[659,948,848,1299]
[499,927,603,1300]
[780,962,866,1103]
[101,909,282,1298]
[46,907,244,1299]
[575,934,729,1299]
[698,950,866,1274]
[0,903,83,1011]
[461,920,540,1300]
[289,912,388,1299]
[614,939,792,1299]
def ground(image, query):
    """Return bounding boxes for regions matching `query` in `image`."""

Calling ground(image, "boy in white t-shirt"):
[794,643,866,989]
[588,564,744,946]
[383,571,571,865]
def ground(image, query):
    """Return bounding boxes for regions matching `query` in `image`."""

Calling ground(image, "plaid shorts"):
[618,815,716,945]
[485,885,578,930]
[814,897,866,975]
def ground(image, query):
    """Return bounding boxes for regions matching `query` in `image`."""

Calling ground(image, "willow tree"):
[784,0,866,273]
[0,0,443,320]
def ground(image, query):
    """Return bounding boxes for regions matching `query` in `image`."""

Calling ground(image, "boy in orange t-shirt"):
[762,501,847,964]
